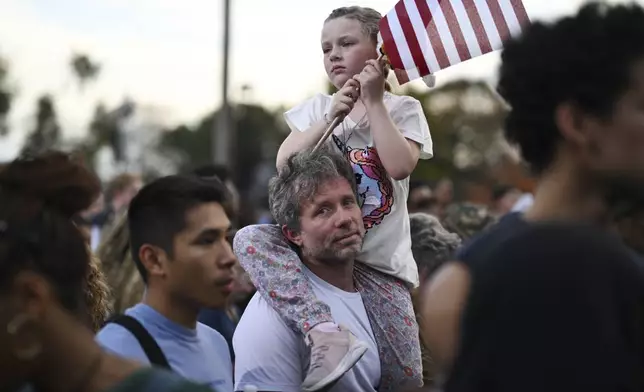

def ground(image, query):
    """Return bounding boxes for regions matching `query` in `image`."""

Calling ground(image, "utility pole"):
[213,0,232,165]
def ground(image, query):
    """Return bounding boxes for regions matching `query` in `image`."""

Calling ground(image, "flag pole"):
[313,52,387,153]
[312,116,342,153]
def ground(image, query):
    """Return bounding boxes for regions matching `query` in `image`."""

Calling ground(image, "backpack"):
[106,314,171,370]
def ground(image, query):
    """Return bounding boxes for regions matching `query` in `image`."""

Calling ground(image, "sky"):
[0,0,636,160]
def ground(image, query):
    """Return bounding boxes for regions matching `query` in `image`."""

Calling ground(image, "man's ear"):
[556,102,592,148]
[556,101,606,165]
[281,225,303,246]
[138,244,168,280]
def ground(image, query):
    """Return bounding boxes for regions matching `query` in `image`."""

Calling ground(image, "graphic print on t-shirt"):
[333,135,394,230]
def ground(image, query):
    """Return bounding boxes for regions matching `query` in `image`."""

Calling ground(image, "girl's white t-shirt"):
[284,92,433,287]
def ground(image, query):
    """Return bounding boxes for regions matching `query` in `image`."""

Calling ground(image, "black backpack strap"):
[107,314,172,370]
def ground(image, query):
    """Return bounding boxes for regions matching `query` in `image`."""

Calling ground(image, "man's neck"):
[524,163,611,226]
[143,287,200,329]
[303,256,356,292]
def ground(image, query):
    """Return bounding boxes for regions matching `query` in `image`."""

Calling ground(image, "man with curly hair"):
[408,213,461,389]
[422,3,644,391]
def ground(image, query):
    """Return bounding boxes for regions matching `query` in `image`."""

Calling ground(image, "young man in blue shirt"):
[97,175,236,391]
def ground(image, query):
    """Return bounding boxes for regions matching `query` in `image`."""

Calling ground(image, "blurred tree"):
[21,95,61,155]
[70,53,101,91]
[68,53,103,167]
[161,103,288,193]
[407,80,515,189]
[0,54,12,136]
[80,103,112,165]
[79,100,135,168]
[159,79,527,203]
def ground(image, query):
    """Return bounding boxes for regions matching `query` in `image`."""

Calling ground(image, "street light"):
[213,0,232,165]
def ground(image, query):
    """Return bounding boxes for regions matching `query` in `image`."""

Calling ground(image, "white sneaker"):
[301,325,369,392]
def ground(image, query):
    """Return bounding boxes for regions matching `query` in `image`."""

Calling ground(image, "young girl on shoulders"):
[235,6,433,392]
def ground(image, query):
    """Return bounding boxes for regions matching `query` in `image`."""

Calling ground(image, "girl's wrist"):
[364,98,386,113]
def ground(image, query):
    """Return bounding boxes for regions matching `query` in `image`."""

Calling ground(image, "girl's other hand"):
[354,59,385,105]
[328,78,360,120]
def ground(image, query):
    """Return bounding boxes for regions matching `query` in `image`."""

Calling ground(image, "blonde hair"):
[326,7,382,44]
[96,213,145,314]
[86,253,112,332]
[325,6,392,91]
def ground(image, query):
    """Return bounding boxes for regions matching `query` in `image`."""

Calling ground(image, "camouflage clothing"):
[442,203,498,241]
[96,213,145,315]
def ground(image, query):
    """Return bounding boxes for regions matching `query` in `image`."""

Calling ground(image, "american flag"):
[379,0,530,84]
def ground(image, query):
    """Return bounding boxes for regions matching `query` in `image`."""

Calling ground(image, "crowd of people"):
[1,2,644,392]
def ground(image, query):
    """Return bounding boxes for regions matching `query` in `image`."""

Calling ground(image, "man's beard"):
[303,236,363,265]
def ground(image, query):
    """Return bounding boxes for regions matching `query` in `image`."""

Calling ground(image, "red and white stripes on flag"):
[379,0,530,84]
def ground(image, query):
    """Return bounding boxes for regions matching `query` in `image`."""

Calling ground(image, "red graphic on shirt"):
[332,135,394,230]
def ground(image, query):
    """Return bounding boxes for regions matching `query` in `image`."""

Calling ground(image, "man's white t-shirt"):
[284,92,433,287]
[233,267,381,392]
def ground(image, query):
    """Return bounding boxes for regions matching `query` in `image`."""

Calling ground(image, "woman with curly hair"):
[0,151,215,392]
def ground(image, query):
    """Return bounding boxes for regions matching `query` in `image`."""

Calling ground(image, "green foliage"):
[77,100,135,168]
[70,53,101,90]
[19,53,103,163]
[3,40,516,193]
[21,95,61,155]
[0,54,12,136]
[161,79,513,197]
[160,103,288,191]
[79,104,115,165]
[404,80,511,187]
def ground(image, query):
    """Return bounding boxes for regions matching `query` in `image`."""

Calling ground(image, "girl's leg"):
[234,224,368,391]
[234,224,332,333]
[354,262,424,392]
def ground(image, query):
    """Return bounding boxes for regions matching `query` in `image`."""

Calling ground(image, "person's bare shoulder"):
[420,261,471,371]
